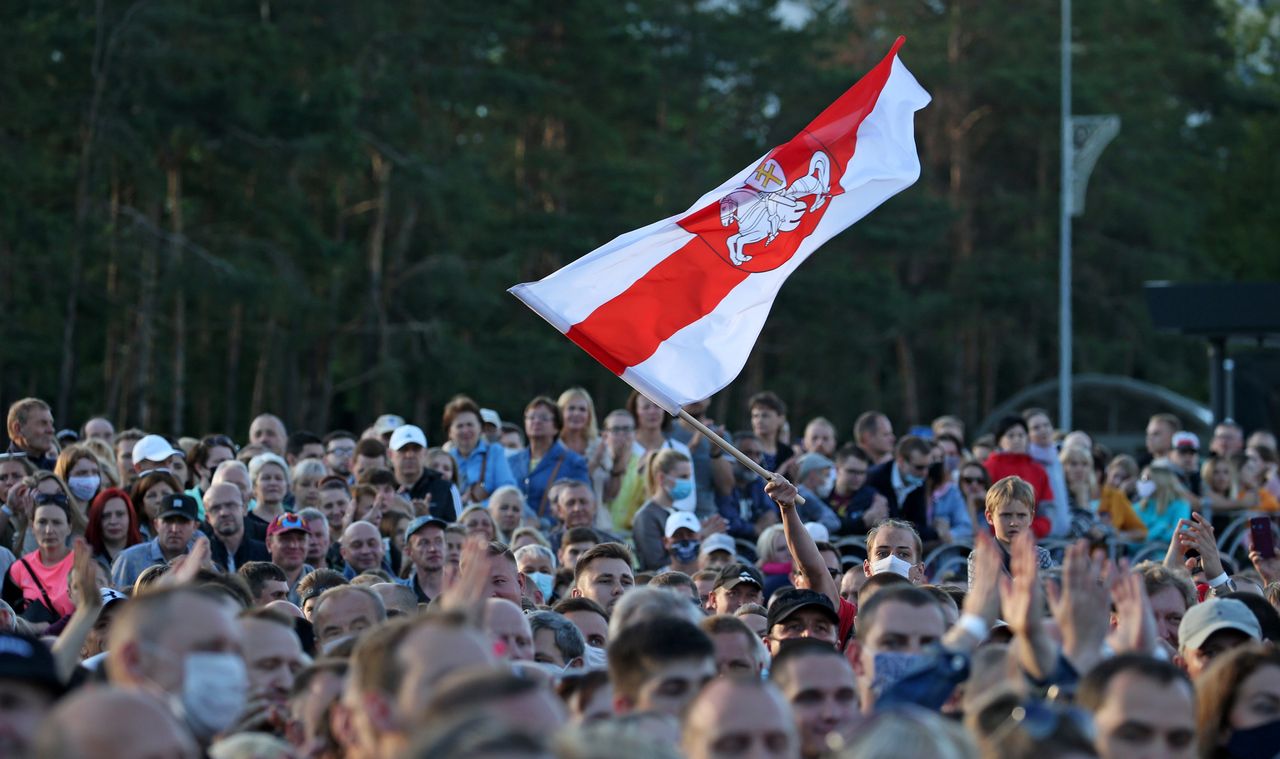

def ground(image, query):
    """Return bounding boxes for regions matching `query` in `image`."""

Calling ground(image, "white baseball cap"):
[804,522,830,544]
[699,532,736,557]
[664,511,701,538]
[131,434,182,464]
[389,424,427,451]
[480,408,502,428]
[373,414,407,435]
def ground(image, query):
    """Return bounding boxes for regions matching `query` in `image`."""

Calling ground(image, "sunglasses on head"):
[203,434,239,453]
[34,492,69,507]
[962,476,988,486]
[0,452,28,462]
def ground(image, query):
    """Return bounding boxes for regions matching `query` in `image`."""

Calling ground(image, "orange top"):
[1099,486,1148,540]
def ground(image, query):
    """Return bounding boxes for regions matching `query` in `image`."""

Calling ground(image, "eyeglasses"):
[989,700,1094,744]
[525,414,555,423]
[327,445,355,456]
[961,476,988,486]
[605,426,635,434]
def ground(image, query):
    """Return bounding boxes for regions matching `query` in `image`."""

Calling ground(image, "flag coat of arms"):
[511,37,931,413]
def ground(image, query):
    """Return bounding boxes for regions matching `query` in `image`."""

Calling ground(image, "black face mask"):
[927,462,945,482]
[1225,718,1280,759]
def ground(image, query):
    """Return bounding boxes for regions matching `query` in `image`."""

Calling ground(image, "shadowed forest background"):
[2,0,1277,438]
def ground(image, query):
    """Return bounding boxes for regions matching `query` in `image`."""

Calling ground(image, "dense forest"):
[1,1,1277,438]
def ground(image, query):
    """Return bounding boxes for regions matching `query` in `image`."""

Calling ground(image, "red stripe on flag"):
[566,39,904,376]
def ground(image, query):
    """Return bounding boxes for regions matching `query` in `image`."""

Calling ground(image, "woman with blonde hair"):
[630,449,693,571]
[557,387,600,460]
[459,504,498,542]
[1195,643,1280,758]
[1060,445,1146,543]
[1133,461,1192,546]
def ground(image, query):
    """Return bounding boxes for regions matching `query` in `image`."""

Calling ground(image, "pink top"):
[8,550,75,618]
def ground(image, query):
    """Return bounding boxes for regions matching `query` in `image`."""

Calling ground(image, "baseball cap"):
[156,493,199,521]
[713,562,764,592]
[404,515,449,542]
[374,414,407,435]
[1173,431,1200,451]
[480,408,503,428]
[699,533,736,558]
[267,512,311,538]
[389,424,428,451]
[1178,597,1261,651]
[99,588,128,610]
[766,587,839,630]
[804,522,830,544]
[132,434,183,464]
[796,453,835,481]
[0,633,64,696]
[664,511,701,538]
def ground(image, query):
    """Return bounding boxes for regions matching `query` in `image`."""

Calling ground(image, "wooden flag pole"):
[677,409,805,506]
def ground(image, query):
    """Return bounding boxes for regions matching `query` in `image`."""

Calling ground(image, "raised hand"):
[1250,548,1280,586]
[70,539,102,613]
[1178,512,1224,579]
[998,532,1055,679]
[1109,565,1156,655]
[1047,540,1114,675]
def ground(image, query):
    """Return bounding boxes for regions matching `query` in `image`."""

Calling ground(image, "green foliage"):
[0,0,1269,437]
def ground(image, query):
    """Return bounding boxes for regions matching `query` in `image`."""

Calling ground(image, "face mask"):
[871,555,914,579]
[583,644,608,669]
[902,468,925,488]
[1225,718,1280,759]
[668,477,694,501]
[528,571,555,602]
[670,539,700,563]
[943,455,961,475]
[67,475,100,502]
[170,652,247,741]
[1136,479,1157,500]
[870,651,929,698]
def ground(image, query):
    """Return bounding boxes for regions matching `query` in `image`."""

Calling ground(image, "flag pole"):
[676,410,806,506]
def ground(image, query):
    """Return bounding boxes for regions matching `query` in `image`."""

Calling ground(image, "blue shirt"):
[930,484,974,540]
[110,537,196,590]
[508,440,589,520]
[1134,497,1192,546]
[451,440,517,504]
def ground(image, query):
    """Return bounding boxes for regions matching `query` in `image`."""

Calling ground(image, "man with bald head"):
[250,413,288,455]
[81,416,116,443]
[34,686,198,759]
[106,586,246,745]
[372,582,418,618]
[484,598,534,661]
[683,676,798,759]
[204,481,270,573]
[339,520,387,579]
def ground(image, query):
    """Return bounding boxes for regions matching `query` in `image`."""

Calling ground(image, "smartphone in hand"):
[1250,516,1276,559]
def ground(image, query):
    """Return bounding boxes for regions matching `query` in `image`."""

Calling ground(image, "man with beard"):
[203,482,269,573]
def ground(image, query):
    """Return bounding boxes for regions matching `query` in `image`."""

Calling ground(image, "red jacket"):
[984,452,1055,538]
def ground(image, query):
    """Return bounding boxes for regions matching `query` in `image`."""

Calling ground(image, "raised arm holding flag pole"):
[510,37,931,499]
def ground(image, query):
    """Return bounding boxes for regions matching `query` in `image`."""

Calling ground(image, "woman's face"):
[999,425,1029,454]
[561,395,591,432]
[203,446,235,482]
[463,511,495,540]
[70,456,101,479]
[1228,664,1280,733]
[293,477,321,508]
[169,456,189,486]
[524,404,558,441]
[1107,466,1130,490]
[770,533,789,561]
[449,412,482,450]
[143,482,175,519]
[1210,461,1232,493]
[33,504,70,551]
[256,464,288,502]
[634,396,664,432]
[0,461,26,501]
[100,498,130,542]
[490,494,524,531]
[959,467,988,499]
[428,454,455,481]
[1240,458,1264,488]
[662,462,694,495]
[1063,456,1091,485]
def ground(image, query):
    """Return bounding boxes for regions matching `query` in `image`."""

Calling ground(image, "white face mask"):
[583,644,608,670]
[528,571,555,602]
[67,474,101,502]
[1136,479,1157,500]
[171,652,248,741]
[871,554,914,579]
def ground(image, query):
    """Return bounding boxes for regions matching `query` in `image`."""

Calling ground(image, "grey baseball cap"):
[1178,597,1261,652]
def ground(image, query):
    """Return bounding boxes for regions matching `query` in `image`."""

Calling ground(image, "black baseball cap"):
[156,493,199,521]
[766,588,839,630]
[0,632,64,696]
[713,562,764,592]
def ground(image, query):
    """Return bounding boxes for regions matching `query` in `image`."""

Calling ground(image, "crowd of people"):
[2,388,1280,759]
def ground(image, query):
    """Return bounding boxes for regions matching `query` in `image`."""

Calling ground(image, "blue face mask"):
[1225,718,1280,759]
[669,477,694,500]
[528,572,555,602]
[670,539,700,563]
[870,651,929,698]
[904,473,925,488]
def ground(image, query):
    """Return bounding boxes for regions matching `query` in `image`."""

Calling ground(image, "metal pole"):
[1058,0,1073,430]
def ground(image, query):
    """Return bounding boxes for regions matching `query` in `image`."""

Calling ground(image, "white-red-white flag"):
[510,37,930,413]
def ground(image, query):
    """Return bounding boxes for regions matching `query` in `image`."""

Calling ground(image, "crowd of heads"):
[1,392,1279,758]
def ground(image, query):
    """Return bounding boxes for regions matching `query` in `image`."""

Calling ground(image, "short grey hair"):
[291,458,327,485]
[608,585,702,640]
[514,544,556,570]
[212,459,250,481]
[527,610,584,664]
[248,452,290,483]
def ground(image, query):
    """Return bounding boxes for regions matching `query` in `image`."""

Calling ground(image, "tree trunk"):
[250,315,276,419]
[134,201,161,428]
[224,302,243,435]
[896,334,920,426]
[366,151,392,414]
[167,163,186,434]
